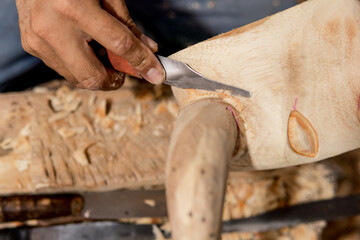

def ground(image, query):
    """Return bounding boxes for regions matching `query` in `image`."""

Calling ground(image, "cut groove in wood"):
[288,110,319,158]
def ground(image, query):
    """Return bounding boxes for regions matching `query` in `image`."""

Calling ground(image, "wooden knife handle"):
[0,194,84,222]
[106,50,141,78]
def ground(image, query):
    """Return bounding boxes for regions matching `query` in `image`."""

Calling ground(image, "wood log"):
[166,100,238,240]
[170,0,360,170]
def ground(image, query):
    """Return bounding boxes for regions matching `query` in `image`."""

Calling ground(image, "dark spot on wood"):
[172,167,176,172]
[209,233,215,238]
[124,210,129,215]
[188,211,192,218]
[201,217,206,223]
[11,101,18,106]
[201,169,205,175]
[48,99,56,112]
[105,99,112,115]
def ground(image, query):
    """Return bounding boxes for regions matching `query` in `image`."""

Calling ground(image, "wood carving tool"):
[106,50,251,97]
[2,194,360,236]
[0,190,167,222]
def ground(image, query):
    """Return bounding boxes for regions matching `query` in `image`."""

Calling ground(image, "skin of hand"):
[15,0,165,90]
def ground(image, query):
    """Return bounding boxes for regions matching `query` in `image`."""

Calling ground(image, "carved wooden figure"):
[44,0,360,239]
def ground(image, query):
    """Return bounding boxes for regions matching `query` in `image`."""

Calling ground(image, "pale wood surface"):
[166,100,238,240]
[170,0,360,170]
[0,81,177,194]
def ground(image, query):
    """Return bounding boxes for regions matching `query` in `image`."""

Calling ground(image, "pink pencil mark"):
[292,97,298,111]
[226,106,240,129]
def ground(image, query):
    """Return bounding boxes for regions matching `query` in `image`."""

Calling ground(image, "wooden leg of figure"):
[166,99,238,240]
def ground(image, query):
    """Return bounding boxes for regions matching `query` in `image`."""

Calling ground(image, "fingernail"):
[140,34,158,52]
[146,68,164,84]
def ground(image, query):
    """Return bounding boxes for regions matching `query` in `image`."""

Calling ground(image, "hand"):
[15,0,165,90]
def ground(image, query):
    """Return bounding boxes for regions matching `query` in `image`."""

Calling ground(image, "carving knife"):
[0,190,167,222]
[106,50,251,97]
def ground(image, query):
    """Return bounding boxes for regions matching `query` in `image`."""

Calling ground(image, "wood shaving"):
[135,103,143,126]
[73,149,89,166]
[20,124,31,137]
[49,96,63,112]
[153,125,165,137]
[109,113,127,122]
[94,99,108,118]
[144,199,156,207]
[215,89,232,95]
[80,114,95,136]
[48,111,69,123]
[88,94,97,106]
[32,87,49,93]
[166,102,179,118]
[100,118,115,130]
[0,138,14,150]
[153,225,166,240]
[48,86,82,113]
[84,210,91,218]
[57,127,78,139]
[154,101,168,115]
[63,95,82,113]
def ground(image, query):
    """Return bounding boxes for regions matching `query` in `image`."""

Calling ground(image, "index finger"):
[74,4,164,84]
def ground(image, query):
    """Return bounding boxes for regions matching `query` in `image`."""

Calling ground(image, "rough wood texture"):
[0,81,177,194]
[166,100,238,240]
[170,0,360,170]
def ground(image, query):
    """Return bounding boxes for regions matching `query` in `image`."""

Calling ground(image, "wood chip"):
[153,225,166,240]
[49,96,63,112]
[166,102,179,118]
[95,99,109,118]
[154,101,167,115]
[73,149,89,166]
[48,111,69,123]
[135,103,143,126]
[144,199,156,207]
[57,127,78,139]
[88,94,97,106]
[32,87,49,93]
[64,95,82,113]
[0,138,14,150]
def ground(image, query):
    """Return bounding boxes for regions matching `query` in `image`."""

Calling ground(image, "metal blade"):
[222,194,360,233]
[81,190,167,219]
[158,56,251,98]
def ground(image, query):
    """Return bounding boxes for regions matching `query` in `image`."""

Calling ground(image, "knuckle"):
[53,0,76,17]
[20,38,31,53]
[24,35,41,53]
[30,19,51,39]
[124,17,136,29]
[80,72,107,90]
[132,52,152,71]
[113,34,134,56]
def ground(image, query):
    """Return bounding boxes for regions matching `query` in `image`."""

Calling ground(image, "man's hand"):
[15,0,165,90]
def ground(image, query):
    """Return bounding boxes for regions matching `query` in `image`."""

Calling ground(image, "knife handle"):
[106,50,141,78]
[0,194,84,222]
